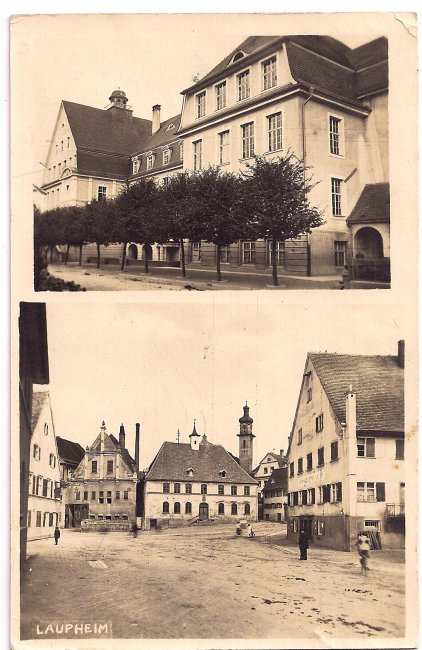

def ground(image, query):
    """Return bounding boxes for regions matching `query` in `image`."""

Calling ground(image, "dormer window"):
[186,468,194,477]
[133,158,140,174]
[146,153,155,170]
[219,470,227,478]
[262,56,277,90]
[196,91,206,119]
[162,148,171,165]
[166,123,176,132]
[231,51,245,64]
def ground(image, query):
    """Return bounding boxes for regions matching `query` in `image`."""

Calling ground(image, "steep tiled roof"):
[347,37,388,70]
[347,183,390,225]
[62,100,151,158]
[147,441,258,484]
[30,391,49,432]
[263,467,288,492]
[56,436,85,466]
[87,431,135,471]
[309,352,404,433]
[108,434,136,471]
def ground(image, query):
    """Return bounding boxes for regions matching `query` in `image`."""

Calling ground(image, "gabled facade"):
[27,392,61,540]
[142,424,258,530]
[252,450,287,496]
[286,341,405,551]
[262,467,288,522]
[62,421,139,530]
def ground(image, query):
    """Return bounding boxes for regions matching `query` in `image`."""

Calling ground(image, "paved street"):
[20,523,405,643]
[45,263,389,291]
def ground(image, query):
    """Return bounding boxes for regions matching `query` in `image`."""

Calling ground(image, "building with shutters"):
[262,467,288,522]
[142,417,258,530]
[62,421,140,530]
[286,341,405,551]
[252,449,287,519]
[27,391,61,540]
[37,35,389,279]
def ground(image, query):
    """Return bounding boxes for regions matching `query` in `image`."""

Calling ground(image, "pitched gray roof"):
[263,467,288,493]
[56,436,85,466]
[347,183,390,225]
[30,391,49,432]
[309,352,404,434]
[147,441,258,484]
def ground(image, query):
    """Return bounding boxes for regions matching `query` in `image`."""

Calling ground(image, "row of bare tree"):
[34,154,324,285]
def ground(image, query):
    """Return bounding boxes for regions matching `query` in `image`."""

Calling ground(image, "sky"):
[9,11,394,189]
[36,302,405,471]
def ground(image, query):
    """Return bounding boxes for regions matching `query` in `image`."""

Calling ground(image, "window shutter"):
[302,490,307,505]
[367,438,376,458]
[311,488,315,504]
[337,482,342,501]
[376,482,385,502]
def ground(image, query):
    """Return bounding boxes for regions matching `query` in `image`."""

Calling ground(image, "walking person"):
[298,528,309,560]
[356,533,370,576]
[54,527,61,545]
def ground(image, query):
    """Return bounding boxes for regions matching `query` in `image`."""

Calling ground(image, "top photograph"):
[23,18,390,291]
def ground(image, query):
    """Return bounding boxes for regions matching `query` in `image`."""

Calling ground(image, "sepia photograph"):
[10,13,403,292]
[8,9,419,650]
[15,300,416,645]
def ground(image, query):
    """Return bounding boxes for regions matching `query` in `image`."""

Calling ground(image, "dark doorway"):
[150,519,157,530]
[199,503,209,521]
[142,244,153,261]
[65,504,89,528]
[128,244,138,260]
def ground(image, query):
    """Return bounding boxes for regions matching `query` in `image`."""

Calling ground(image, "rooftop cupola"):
[107,88,133,116]
[239,401,254,426]
[189,420,201,450]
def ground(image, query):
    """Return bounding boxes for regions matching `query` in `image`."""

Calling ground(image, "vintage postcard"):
[9,10,418,650]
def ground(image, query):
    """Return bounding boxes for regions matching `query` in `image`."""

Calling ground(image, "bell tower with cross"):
[237,402,255,474]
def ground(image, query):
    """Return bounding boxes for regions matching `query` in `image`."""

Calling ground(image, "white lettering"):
[55,624,64,634]
[97,623,108,634]
[65,623,73,633]
[75,624,83,634]
[36,625,44,635]
[84,623,92,633]
[45,624,54,634]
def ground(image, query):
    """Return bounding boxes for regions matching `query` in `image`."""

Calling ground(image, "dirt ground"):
[18,522,406,645]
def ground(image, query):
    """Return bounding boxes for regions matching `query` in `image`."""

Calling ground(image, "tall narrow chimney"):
[119,424,126,449]
[152,104,161,134]
[135,423,140,473]
[398,340,405,368]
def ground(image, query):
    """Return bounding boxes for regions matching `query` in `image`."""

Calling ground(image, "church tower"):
[237,402,255,474]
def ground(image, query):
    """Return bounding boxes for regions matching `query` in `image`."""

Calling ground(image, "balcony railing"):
[386,503,405,518]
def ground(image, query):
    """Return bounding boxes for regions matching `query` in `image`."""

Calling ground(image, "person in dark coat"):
[54,527,61,545]
[298,529,309,560]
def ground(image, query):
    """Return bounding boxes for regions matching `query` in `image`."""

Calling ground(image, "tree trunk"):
[78,244,83,266]
[65,244,70,265]
[180,238,186,277]
[272,233,278,286]
[121,242,127,272]
[96,242,101,269]
[144,244,149,274]
[49,244,53,264]
[216,242,222,281]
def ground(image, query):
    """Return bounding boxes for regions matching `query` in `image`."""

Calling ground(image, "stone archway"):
[142,243,153,261]
[354,227,384,259]
[127,244,138,260]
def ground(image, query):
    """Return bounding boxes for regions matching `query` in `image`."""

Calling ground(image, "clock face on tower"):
[242,425,247,432]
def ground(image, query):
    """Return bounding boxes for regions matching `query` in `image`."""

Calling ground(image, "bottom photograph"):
[16,301,413,647]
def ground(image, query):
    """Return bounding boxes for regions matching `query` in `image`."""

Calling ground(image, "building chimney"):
[345,385,357,437]
[280,449,284,457]
[398,340,405,369]
[152,104,161,134]
[135,423,140,473]
[119,424,126,449]
[100,420,106,452]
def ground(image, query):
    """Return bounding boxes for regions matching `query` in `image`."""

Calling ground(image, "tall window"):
[317,447,324,466]
[306,453,313,471]
[244,503,251,515]
[33,444,41,460]
[331,178,342,216]
[219,131,230,165]
[201,484,207,494]
[91,491,96,500]
[269,240,285,266]
[174,502,181,514]
[395,439,404,460]
[185,502,192,514]
[97,186,107,201]
[262,57,277,90]
[163,502,169,513]
[316,414,324,432]
[162,148,170,165]
[185,483,192,494]
[242,241,256,264]
[267,112,282,151]
[357,437,375,458]
[241,123,254,158]
[146,153,154,170]
[215,81,227,110]
[132,159,140,174]
[244,486,250,496]
[196,91,206,118]
[330,441,339,461]
[106,491,112,504]
[123,490,129,500]
[107,460,113,474]
[218,503,225,515]
[329,116,341,155]
[231,503,238,515]
[174,483,181,494]
[115,491,120,500]
[83,491,88,500]
[334,241,347,266]
[193,140,202,171]
[297,458,303,474]
[192,242,201,262]
[163,482,170,493]
[91,460,97,474]
[218,484,224,495]
[179,141,184,161]
[98,490,104,504]
[289,462,294,478]
[330,482,342,502]
[237,70,250,101]
[231,485,237,496]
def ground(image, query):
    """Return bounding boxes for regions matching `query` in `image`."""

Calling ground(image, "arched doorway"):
[142,243,153,261]
[127,244,138,260]
[199,503,209,521]
[354,227,384,259]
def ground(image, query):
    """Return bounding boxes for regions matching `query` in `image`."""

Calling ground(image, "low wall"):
[80,520,131,532]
